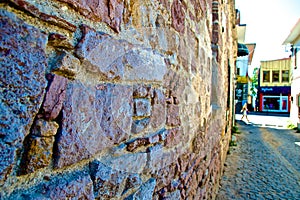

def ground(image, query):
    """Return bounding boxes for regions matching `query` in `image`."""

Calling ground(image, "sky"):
[235,0,300,72]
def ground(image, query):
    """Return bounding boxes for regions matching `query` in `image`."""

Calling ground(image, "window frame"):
[272,70,279,82]
[263,70,270,82]
[281,70,289,82]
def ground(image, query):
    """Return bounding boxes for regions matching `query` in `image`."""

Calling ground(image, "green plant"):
[229,135,237,146]
[287,120,296,129]
[232,126,240,134]
[229,140,237,147]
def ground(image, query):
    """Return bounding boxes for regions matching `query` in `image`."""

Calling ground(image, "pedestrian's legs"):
[246,115,249,122]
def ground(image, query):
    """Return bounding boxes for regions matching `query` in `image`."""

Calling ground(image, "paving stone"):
[216,121,300,200]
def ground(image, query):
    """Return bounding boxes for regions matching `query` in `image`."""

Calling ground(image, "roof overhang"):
[245,43,256,65]
[283,18,300,45]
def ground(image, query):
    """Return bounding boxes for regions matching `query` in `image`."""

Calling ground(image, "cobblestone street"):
[216,121,300,200]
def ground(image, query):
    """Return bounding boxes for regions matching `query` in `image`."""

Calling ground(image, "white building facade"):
[283,19,300,129]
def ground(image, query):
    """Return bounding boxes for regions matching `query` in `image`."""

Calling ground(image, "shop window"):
[263,97,280,111]
[263,71,270,82]
[263,96,288,112]
[282,70,289,82]
[272,70,279,82]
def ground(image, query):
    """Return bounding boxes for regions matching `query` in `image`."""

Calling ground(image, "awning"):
[237,43,249,57]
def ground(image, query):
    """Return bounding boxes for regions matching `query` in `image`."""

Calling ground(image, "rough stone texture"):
[123,49,167,82]
[48,33,74,49]
[123,174,143,195]
[150,88,166,130]
[97,84,133,144]
[90,161,127,199]
[19,119,59,175]
[40,74,68,120]
[52,51,80,79]
[20,136,55,175]
[75,25,128,80]
[0,0,237,199]
[101,152,148,174]
[76,25,167,82]
[166,104,181,127]
[134,98,151,117]
[0,9,47,184]
[31,119,59,137]
[164,127,183,148]
[133,84,151,98]
[8,0,77,32]
[171,0,186,34]
[55,82,133,168]
[131,118,150,134]
[9,171,94,199]
[125,178,157,200]
[58,0,124,32]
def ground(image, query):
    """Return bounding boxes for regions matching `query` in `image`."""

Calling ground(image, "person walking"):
[241,103,250,122]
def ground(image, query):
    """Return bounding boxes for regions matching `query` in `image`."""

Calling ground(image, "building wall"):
[258,58,291,112]
[236,56,248,77]
[260,58,291,87]
[290,48,300,125]
[0,0,237,199]
[235,56,249,112]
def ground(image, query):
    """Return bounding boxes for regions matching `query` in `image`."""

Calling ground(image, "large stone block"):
[147,89,166,132]
[8,0,76,32]
[122,49,167,82]
[52,51,80,79]
[163,69,186,99]
[96,83,133,144]
[58,0,124,32]
[40,74,68,120]
[0,142,15,185]
[101,152,147,174]
[45,172,94,199]
[133,84,151,98]
[0,9,47,182]
[171,0,186,34]
[90,161,127,199]
[55,82,133,168]
[145,147,177,173]
[134,98,151,117]
[131,118,150,134]
[164,127,183,148]
[20,136,55,175]
[166,104,181,127]
[19,119,59,175]
[8,171,94,199]
[76,25,167,82]
[125,178,157,200]
[123,174,143,195]
[76,25,129,80]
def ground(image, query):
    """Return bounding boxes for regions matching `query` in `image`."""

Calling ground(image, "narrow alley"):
[216,120,300,200]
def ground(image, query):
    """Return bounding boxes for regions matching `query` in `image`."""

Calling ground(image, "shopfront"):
[258,86,291,112]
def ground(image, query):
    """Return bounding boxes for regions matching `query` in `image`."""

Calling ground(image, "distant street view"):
[217,118,300,199]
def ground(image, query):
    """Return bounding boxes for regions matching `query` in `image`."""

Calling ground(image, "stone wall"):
[0,0,237,199]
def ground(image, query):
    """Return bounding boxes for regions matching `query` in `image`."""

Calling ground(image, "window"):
[282,70,289,82]
[263,71,270,82]
[272,70,279,82]
[263,97,280,111]
[263,96,288,112]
